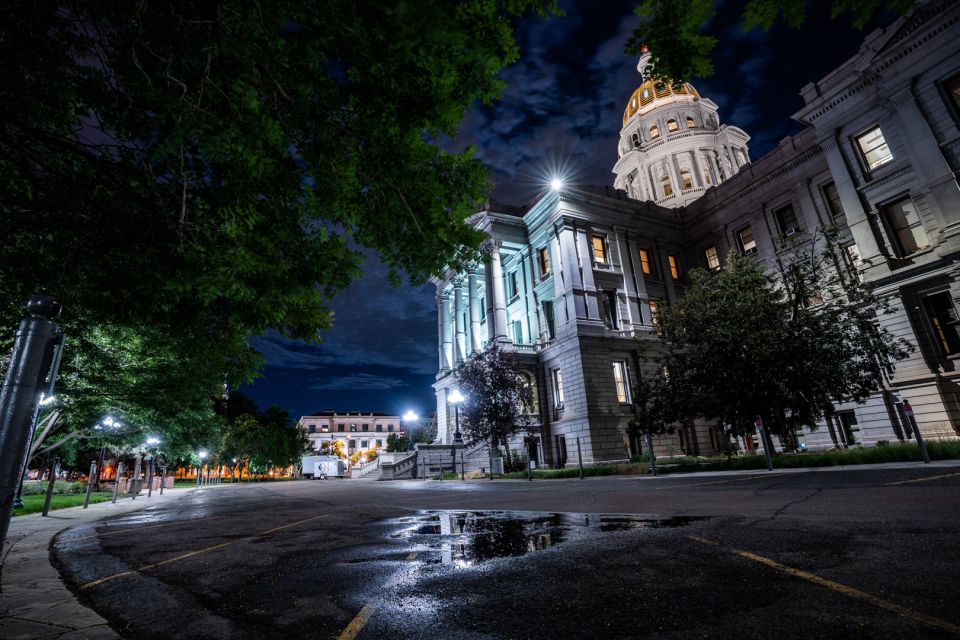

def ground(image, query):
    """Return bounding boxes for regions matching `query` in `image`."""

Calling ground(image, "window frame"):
[667,254,681,280]
[666,118,679,132]
[737,225,758,255]
[649,124,660,139]
[686,116,695,129]
[612,361,631,404]
[591,234,608,264]
[774,203,801,237]
[938,73,960,124]
[880,197,930,258]
[661,174,674,197]
[821,181,844,220]
[923,291,960,357]
[638,248,654,276]
[704,246,720,271]
[537,247,551,278]
[679,168,693,190]
[854,124,894,173]
[552,368,564,408]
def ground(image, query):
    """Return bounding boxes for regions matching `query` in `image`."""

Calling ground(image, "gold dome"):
[623,80,700,125]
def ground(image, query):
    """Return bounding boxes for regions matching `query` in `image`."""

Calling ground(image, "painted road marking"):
[337,604,375,640]
[59,515,230,543]
[688,536,960,636]
[887,471,960,486]
[655,475,766,490]
[79,515,326,590]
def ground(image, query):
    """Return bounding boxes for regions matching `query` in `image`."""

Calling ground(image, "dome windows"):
[680,169,693,190]
[667,119,679,132]
[631,133,640,148]
[686,116,695,128]
[649,125,660,139]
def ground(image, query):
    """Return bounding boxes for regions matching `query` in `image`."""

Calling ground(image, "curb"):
[0,488,194,639]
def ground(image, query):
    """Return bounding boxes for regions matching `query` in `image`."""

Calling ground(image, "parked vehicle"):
[301,455,347,479]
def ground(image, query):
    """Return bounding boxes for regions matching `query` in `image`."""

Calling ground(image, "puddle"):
[391,511,708,568]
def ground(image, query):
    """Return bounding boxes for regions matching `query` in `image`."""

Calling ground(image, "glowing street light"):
[146,437,161,446]
[196,450,208,487]
[402,410,419,422]
[449,389,465,444]
[550,178,564,191]
[39,394,56,406]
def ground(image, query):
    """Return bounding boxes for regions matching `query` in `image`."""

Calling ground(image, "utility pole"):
[0,296,63,547]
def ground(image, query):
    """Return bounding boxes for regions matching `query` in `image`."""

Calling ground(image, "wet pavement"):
[46,464,960,639]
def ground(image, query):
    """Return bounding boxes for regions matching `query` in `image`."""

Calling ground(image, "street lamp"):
[197,450,208,487]
[550,177,564,191]
[448,389,465,445]
[402,410,418,451]
[145,437,161,497]
[93,416,122,492]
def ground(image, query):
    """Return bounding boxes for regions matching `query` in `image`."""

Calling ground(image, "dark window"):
[556,435,568,466]
[604,291,619,329]
[308,424,316,433]
[350,424,357,432]
[923,292,960,356]
[479,296,486,321]
[338,423,345,432]
[942,74,960,119]
[348,439,356,449]
[775,204,800,236]
[543,300,556,339]
[388,425,394,432]
[508,271,520,299]
[362,423,369,431]
[822,182,844,218]
[376,425,382,432]
[834,412,859,447]
[882,199,930,257]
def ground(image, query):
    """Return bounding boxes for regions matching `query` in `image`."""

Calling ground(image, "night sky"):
[241,0,890,421]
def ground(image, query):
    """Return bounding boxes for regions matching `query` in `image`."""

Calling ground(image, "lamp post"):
[402,410,418,452]
[93,416,122,492]
[448,389,465,445]
[145,437,160,497]
[197,450,208,486]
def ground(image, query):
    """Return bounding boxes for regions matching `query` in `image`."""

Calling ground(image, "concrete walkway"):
[0,487,194,640]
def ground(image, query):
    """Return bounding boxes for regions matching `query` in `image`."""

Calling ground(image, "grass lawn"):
[13,492,113,516]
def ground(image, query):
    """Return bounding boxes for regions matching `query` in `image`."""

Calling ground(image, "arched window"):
[686,116,695,128]
[680,169,693,190]
[649,125,660,139]
[667,119,679,132]
[661,175,673,197]
[631,133,640,147]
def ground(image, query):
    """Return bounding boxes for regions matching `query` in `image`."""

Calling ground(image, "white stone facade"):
[298,412,404,455]
[435,2,960,465]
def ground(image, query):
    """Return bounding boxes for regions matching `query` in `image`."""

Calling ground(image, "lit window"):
[855,126,893,171]
[538,247,550,277]
[822,182,844,218]
[638,248,652,275]
[667,119,679,132]
[686,116,695,128]
[738,226,757,254]
[775,204,800,236]
[509,271,520,299]
[591,235,608,264]
[649,125,660,139]
[552,369,564,407]
[321,424,329,433]
[704,246,720,270]
[661,175,673,197]
[702,162,712,185]
[350,424,357,432]
[882,199,930,257]
[680,169,693,190]
[376,440,383,447]
[612,362,631,403]
[924,292,960,356]
[668,255,681,279]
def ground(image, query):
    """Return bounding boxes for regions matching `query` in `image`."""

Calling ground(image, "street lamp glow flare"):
[198,450,208,460]
[449,389,465,404]
[402,410,419,422]
[550,178,563,191]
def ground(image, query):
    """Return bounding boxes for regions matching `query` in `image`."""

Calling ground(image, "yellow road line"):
[59,515,229,543]
[655,475,765,490]
[887,471,960,486]
[80,515,325,591]
[687,536,960,636]
[337,604,375,640]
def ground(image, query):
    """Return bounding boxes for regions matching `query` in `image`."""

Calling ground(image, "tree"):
[453,343,536,451]
[654,234,910,450]
[626,365,676,474]
[219,396,309,471]
[626,0,915,83]
[386,433,409,452]
[0,1,559,470]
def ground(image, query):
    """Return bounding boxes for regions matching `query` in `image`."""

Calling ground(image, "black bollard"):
[0,296,63,546]
[111,462,124,504]
[160,465,166,495]
[83,462,96,508]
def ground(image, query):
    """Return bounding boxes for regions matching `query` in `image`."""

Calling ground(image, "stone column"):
[453,280,466,363]
[889,88,960,235]
[468,271,482,353]
[485,240,509,343]
[438,291,452,370]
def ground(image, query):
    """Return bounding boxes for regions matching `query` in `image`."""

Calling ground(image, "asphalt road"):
[52,464,960,639]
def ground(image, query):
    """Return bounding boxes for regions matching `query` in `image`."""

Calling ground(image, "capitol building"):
[433,2,960,466]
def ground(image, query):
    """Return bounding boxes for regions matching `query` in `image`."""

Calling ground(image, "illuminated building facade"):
[298,411,404,455]
[435,2,960,465]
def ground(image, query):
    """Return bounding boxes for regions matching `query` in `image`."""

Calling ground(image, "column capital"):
[481,238,502,255]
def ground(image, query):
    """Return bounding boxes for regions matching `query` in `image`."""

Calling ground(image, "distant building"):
[434,2,960,465]
[298,412,404,455]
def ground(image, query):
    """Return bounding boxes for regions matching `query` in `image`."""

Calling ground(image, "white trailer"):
[302,455,347,479]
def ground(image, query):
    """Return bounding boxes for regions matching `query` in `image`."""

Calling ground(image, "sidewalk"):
[0,487,194,640]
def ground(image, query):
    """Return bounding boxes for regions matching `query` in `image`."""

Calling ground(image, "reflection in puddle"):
[392,511,707,568]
